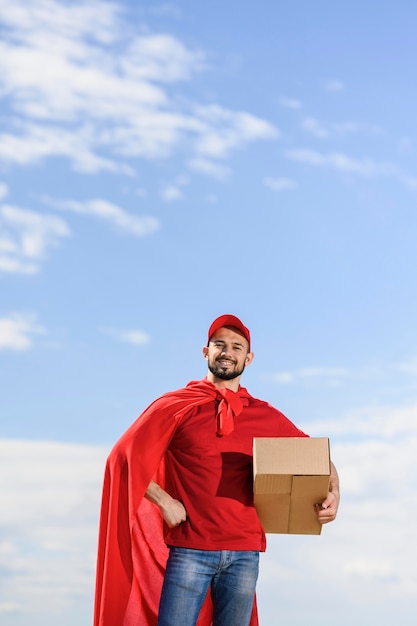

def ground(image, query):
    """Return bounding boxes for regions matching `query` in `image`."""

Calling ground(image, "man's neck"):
[206,373,241,392]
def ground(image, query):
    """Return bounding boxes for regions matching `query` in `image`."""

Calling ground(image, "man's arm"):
[315,461,340,524]
[145,480,187,528]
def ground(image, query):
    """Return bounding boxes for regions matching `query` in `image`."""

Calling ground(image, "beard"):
[208,358,246,381]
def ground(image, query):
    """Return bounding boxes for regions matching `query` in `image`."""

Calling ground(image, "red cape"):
[94,379,259,626]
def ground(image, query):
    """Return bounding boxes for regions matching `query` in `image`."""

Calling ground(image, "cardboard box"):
[253,437,330,535]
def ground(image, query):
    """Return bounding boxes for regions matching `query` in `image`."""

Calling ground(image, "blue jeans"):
[157,547,259,626]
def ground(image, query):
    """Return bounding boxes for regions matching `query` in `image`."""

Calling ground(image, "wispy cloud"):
[0,0,277,177]
[192,105,278,159]
[285,147,417,188]
[269,366,348,386]
[0,203,71,274]
[397,357,417,377]
[0,123,136,174]
[0,0,122,43]
[0,182,8,200]
[160,185,184,201]
[263,176,297,191]
[324,79,344,92]
[187,157,231,180]
[268,358,417,395]
[286,148,382,175]
[160,175,189,202]
[43,197,160,236]
[401,174,417,188]
[100,326,151,345]
[301,117,329,138]
[333,121,383,135]
[285,148,417,189]
[146,3,183,19]
[301,117,383,140]
[279,97,302,110]
[0,313,45,350]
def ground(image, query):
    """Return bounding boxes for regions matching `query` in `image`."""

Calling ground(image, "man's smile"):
[216,358,235,367]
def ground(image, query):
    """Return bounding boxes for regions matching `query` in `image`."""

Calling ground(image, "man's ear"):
[245,351,254,366]
[202,346,209,359]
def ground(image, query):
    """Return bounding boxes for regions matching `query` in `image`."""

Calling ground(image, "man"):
[94,315,339,626]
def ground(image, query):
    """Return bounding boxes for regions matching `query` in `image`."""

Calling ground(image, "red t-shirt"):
[163,394,307,552]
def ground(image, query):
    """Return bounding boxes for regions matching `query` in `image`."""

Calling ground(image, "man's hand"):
[314,491,338,524]
[314,461,340,524]
[160,497,187,528]
[145,480,187,528]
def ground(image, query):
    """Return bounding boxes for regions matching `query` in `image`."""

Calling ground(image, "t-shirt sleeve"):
[265,402,309,437]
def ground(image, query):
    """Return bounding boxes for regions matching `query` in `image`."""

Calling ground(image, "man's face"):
[203,327,253,381]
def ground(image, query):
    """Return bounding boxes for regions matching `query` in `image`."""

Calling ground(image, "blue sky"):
[1,1,416,624]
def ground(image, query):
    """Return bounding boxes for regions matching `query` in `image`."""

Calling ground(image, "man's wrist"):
[145,480,172,509]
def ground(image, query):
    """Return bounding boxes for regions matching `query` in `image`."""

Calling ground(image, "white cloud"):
[263,176,297,191]
[285,148,416,187]
[187,157,231,180]
[324,79,344,92]
[259,401,417,624]
[0,0,121,44]
[311,401,417,439]
[0,204,71,274]
[399,174,417,189]
[0,123,135,174]
[100,326,151,345]
[267,359,417,411]
[0,0,277,175]
[279,97,302,110]
[271,371,295,384]
[0,182,9,200]
[397,357,417,376]
[0,439,108,622]
[285,148,381,175]
[43,197,160,237]
[160,175,189,202]
[0,313,45,350]
[301,117,329,138]
[301,117,383,140]
[160,185,184,201]
[298,366,349,379]
[1,397,416,624]
[193,104,278,158]
[332,121,383,135]
[122,34,205,83]
[146,3,183,20]
[269,366,348,386]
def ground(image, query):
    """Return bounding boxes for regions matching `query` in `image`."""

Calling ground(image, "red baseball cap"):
[207,314,251,350]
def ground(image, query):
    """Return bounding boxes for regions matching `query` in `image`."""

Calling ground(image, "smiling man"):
[94,314,340,626]
[204,320,254,383]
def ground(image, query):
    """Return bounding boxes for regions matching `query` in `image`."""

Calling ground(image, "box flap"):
[253,437,330,476]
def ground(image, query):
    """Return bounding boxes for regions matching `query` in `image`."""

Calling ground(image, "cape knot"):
[216,388,244,436]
